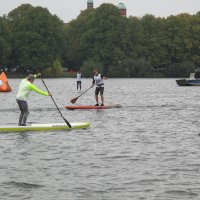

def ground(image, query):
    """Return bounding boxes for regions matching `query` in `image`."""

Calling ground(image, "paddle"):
[70,85,93,104]
[41,77,71,128]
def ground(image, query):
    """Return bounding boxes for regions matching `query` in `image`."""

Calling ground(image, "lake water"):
[0,78,200,200]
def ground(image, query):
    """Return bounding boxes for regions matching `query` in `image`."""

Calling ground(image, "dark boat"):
[176,73,200,86]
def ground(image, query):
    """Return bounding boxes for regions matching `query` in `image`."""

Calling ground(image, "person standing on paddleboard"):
[76,71,82,90]
[16,74,51,126]
[92,69,107,106]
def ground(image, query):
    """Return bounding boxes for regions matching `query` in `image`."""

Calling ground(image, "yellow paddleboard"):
[0,122,90,132]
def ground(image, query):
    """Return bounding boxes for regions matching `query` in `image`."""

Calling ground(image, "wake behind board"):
[65,104,122,110]
[0,122,90,132]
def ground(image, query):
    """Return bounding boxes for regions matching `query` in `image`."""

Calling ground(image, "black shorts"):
[95,87,104,95]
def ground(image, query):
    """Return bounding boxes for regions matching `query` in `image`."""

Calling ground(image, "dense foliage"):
[0,3,199,77]
[2,4,65,74]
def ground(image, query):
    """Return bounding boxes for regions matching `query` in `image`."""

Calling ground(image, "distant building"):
[117,3,127,17]
[86,1,127,17]
[87,0,94,9]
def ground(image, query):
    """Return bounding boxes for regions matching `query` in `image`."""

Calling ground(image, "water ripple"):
[2,181,44,189]
[1,78,200,199]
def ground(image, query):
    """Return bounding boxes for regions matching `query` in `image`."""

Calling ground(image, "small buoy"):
[0,72,12,92]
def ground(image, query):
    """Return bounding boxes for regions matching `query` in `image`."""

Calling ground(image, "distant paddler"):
[16,73,51,126]
[76,71,82,90]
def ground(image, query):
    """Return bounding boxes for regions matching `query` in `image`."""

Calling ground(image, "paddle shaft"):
[41,78,71,128]
[71,85,93,104]
[77,86,93,98]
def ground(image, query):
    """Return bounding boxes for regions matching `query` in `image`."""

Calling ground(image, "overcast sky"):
[0,0,200,22]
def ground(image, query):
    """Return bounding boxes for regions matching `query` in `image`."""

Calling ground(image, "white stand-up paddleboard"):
[0,122,90,132]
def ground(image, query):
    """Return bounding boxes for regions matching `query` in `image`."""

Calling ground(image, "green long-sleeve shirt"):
[16,77,48,101]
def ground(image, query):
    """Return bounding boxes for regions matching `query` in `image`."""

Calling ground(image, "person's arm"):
[101,74,107,80]
[91,77,95,87]
[92,77,95,84]
[28,84,49,96]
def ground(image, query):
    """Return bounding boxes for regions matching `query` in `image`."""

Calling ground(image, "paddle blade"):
[70,97,78,104]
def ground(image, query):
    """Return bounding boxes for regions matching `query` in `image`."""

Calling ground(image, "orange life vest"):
[0,72,12,92]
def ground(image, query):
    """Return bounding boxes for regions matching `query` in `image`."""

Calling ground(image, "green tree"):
[81,60,103,77]
[8,4,65,73]
[189,12,200,66]
[163,62,195,77]
[128,16,143,59]
[63,3,131,74]
[165,14,194,63]
[44,58,63,77]
[1,3,198,78]
[138,15,169,65]
[0,17,11,67]
[62,9,95,70]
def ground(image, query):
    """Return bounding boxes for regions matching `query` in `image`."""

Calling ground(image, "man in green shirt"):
[16,74,51,126]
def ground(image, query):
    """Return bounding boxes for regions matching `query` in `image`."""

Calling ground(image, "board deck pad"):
[0,122,90,132]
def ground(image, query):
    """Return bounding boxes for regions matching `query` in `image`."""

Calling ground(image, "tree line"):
[0,3,199,77]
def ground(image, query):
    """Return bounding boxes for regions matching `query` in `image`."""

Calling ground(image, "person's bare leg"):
[95,95,99,105]
[100,94,104,105]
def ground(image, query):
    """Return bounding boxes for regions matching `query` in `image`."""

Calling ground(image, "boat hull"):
[0,122,90,132]
[176,79,200,86]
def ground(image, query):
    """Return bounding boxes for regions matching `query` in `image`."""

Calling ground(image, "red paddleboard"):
[65,104,122,110]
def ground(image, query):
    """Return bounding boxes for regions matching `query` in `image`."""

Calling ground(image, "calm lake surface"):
[0,78,200,200]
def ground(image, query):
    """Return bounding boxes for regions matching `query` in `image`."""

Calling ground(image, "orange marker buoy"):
[0,72,12,92]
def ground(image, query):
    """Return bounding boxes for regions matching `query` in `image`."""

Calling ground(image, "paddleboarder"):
[16,73,51,126]
[92,69,107,106]
[76,71,82,90]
